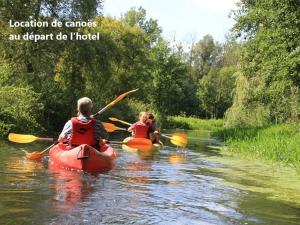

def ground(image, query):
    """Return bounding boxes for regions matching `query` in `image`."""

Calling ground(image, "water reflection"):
[1,131,300,225]
[168,152,187,164]
[48,164,96,211]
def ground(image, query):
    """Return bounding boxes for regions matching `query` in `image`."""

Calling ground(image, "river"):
[1,130,300,225]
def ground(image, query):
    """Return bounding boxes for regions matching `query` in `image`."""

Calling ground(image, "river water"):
[1,130,300,225]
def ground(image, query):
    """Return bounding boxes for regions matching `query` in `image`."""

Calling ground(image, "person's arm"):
[58,120,72,142]
[128,123,135,132]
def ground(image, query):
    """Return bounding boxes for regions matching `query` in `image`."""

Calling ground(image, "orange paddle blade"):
[25,152,44,160]
[8,133,38,143]
[124,138,152,151]
[94,89,139,117]
[108,89,139,107]
[108,117,132,126]
[24,143,56,160]
[102,122,127,132]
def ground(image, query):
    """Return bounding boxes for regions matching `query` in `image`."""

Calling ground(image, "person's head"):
[77,97,93,116]
[139,111,148,123]
[147,112,154,120]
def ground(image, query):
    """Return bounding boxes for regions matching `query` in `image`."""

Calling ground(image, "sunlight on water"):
[205,153,300,207]
[1,131,300,225]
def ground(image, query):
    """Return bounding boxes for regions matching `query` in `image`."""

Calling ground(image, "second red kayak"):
[49,143,116,173]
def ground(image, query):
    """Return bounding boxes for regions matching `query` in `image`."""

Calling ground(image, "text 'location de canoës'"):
[9,19,97,28]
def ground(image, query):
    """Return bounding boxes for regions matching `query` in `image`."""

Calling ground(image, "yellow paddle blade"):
[8,133,38,143]
[173,133,189,139]
[108,117,132,126]
[102,122,126,132]
[170,135,188,148]
[124,138,152,151]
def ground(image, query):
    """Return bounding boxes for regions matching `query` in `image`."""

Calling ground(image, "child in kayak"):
[128,112,150,139]
[58,97,108,150]
[147,112,160,143]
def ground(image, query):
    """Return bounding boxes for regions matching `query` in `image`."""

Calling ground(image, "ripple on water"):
[1,134,300,225]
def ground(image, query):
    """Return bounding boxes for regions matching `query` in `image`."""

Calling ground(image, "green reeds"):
[213,124,300,170]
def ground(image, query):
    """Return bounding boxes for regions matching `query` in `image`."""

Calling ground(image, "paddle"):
[93,89,138,117]
[8,133,57,160]
[108,117,188,147]
[8,133,55,143]
[110,138,152,151]
[161,134,188,148]
[108,117,132,126]
[22,143,58,160]
[102,122,127,133]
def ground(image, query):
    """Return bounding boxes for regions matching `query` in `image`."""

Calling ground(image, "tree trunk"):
[290,85,298,123]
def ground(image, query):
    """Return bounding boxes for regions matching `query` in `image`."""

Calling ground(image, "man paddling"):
[58,97,108,151]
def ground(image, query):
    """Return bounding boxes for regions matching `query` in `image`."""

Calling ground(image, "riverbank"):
[164,116,224,131]
[166,116,300,171]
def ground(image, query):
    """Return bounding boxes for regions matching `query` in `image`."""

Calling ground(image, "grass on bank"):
[164,116,224,132]
[166,116,300,170]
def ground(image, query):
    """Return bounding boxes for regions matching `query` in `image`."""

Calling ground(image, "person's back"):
[58,97,108,149]
[128,112,149,139]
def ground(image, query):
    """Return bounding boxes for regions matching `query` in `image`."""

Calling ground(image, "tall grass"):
[166,116,300,170]
[213,124,300,170]
[164,116,224,131]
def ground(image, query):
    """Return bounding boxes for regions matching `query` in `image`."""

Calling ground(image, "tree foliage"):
[227,0,300,126]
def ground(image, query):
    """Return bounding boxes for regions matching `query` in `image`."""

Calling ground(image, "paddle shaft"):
[161,134,171,139]
[36,137,56,142]
[109,118,132,126]
[93,105,111,117]
[109,141,129,145]
[40,142,58,154]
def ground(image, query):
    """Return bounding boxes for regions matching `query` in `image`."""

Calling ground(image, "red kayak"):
[49,143,116,173]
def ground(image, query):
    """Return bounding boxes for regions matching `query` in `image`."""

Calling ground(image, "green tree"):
[197,67,236,118]
[228,0,300,125]
[190,35,222,80]
[121,6,162,44]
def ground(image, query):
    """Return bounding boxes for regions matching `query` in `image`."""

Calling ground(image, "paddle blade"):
[108,117,132,126]
[102,122,127,132]
[102,122,118,132]
[124,138,152,151]
[173,133,189,139]
[108,89,139,107]
[170,135,188,148]
[108,117,119,122]
[25,152,44,160]
[8,133,37,143]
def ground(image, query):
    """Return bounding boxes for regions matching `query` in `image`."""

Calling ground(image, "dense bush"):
[0,86,44,137]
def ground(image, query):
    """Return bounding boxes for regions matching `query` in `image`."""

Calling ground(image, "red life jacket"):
[69,117,98,146]
[132,121,149,138]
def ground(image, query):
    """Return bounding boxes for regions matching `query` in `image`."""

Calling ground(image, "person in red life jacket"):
[128,112,150,139]
[58,97,109,152]
[146,112,160,143]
